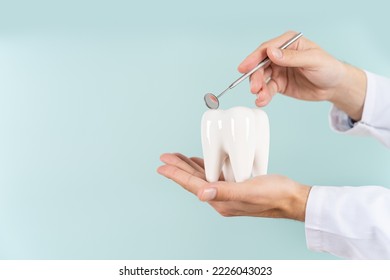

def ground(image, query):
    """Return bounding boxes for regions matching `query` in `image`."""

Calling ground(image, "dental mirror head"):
[204,93,219,109]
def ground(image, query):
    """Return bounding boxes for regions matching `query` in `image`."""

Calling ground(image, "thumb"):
[197,182,245,202]
[267,47,318,68]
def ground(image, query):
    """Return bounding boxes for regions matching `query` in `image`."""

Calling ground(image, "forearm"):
[329,63,367,121]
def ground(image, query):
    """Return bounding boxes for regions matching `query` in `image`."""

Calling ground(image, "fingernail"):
[271,47,282,59]
[200,188,217,201]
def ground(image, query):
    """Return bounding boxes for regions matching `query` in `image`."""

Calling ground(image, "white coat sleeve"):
[305,186,390,259]
[305,71,390,259]
[329,70,390,147]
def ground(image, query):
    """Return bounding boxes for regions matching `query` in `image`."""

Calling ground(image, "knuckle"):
[285,30,296,36]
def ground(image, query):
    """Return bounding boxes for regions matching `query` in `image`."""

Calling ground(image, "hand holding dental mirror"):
[204,32,303,109]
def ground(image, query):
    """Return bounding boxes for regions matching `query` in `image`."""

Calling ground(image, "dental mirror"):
[204,92,219,109]
[204,32,303,109]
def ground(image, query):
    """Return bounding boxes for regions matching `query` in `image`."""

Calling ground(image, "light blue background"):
[0,0,389,259]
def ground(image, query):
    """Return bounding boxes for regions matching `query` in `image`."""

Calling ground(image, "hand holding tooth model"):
[158,31,390,259]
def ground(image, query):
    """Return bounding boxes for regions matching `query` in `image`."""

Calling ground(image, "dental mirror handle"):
[216,32,303,98]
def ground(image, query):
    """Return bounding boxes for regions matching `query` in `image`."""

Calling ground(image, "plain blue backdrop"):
[1,0,390,259]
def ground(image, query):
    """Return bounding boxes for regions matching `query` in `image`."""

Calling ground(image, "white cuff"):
[329,71,390,147]
[304,186,324,253]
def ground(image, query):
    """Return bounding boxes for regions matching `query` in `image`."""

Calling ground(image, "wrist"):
[329,63,367,121]
[283,183,311,222]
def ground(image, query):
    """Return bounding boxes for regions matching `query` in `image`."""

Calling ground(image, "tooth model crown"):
[201,106,269,183]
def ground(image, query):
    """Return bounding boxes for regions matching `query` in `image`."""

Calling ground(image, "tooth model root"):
[201,107,269,183]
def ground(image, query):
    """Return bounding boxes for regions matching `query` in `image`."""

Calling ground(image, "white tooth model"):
[201,107,269,183]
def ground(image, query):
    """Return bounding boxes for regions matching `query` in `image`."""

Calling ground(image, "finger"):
[160,153,205,180]
[249,68,264,94]
[263,67,273,81]
[189,157,205,169]
[267,47,320,68]
[255,93,272,107]
[252,66,272,96]
[189,157,225,181]
[175,153,204,173]
[157,165,207,195]
[265,78,279,97]
[255,79,273,107]
[238,48,267,74]
[197,181,250,202]
[238,31,298,73]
